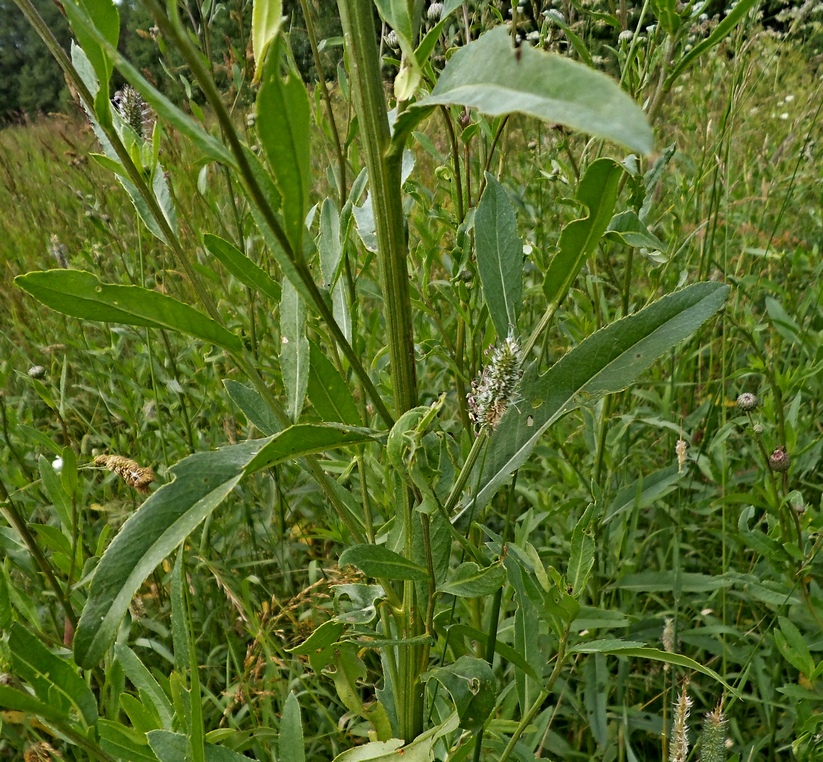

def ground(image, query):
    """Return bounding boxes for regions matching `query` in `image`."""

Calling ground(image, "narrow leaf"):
[257,39,311,254]
[308,341,361,426]
[204,233,281,302]
[567,518,595,596]
[0,685,70,722]
[281,279,309,421]
[9,623,97,726]
[280,693,305,762]
[339,545,428,581]
[251,0,284,82]
[465,282,729,514]
[475,173,523,338]
[542,159,623,307]
[115,644,174,729]
[224,380,282,437]
[415,27,653,154]
[15,270,242,353]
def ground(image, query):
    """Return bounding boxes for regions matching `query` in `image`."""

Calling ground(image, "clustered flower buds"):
[768,446,790,473]
[114,85,151,139]
[736,392,759,412]
[468,335,523,431]
[94,454,156,493]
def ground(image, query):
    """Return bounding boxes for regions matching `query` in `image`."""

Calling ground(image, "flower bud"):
[736,392,759,412]
[769,447,790,473]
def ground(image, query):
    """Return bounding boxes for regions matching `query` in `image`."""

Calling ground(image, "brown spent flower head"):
[768,446,791,473]
[736,392,759,412]
[25,743,62,762]
[94,454,155,493]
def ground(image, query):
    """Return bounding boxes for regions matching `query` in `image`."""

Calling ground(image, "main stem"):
[337,0,417,416]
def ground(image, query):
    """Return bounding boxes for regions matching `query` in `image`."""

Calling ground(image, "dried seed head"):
[94,454,155,493]
[48,234,68,268]
[669,688,692,762]
[24,743,62,762]
[114,85,151,139]
[384,30,400,49]
[700,703,727,762]
[769,446,790,473]
[736,392,759,412]
[675,438,688,474]
[427,2,443,20]
[28,365,47,379]
[468,335,523,431]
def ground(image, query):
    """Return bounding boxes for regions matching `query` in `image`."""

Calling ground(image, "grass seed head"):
[468,335,523,431]
[94,454,155,493]
[700,702,727,762]
[114,85,151,139]
[669,688,692,762]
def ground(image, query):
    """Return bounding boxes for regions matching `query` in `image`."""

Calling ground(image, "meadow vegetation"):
[0,1,822,760]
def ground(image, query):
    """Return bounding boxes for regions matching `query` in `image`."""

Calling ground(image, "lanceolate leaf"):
[438,562,506,598]
[251,0,284,82]
[9,623,97,727]
[74,425,371,668]
[308,341,362,426]
[224,380,282,436]
[415,27,653,155]
[15,270,242,353]
[339,545,429,581]
[281,279,309,421]
[476,173,523,339]
[0,685,70,723]
[204,233,281,303]
[465,282,729,514]
[257,38,311,255]
[543,159,623,308]
[280,693,305,762]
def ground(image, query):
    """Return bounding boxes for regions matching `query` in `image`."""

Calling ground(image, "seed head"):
[736,392,759,412]
[24,743,62,762]
[700,703,727,762]
[384,30,400,49]
[618,29,634,42]
[669,688,693,762]
[427,2,443,20]
[94,454,155,493]
[114,85,151,139]
[768,446,790,473]
[28,365,47,379]
[675,438,688,474]
[468,335,523,431]
[48,234,68,268]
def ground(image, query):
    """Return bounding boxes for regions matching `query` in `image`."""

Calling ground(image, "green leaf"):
[438,562,506,598]
[38,454,71,529]
[466,282,729,514]
[287,619,346,671]
[63,0,119,94]
[99,719,159,761]
[224,380,282,436]
[280,693,305,762]
[605,210,666,251]
[567,511,595,596]
[584,646,742,699]
[73,438,266,668]
[569,638,646,653]
[776,616,815,676]
[15,270,242,353]
[667,0,758,85]
[244,423,376,473]
[604,464,682,523]
[308,341,362,426]
[257,38,311,255]
[339,545,429,581]
[475,173,523,338]
[148,731,250,762]
[542,159,623,308]
[281,279,309,421]
[9,623,97,726]
[425,656,496,732]
[0,568,11,629]
[251,0,284,82]
[0,684,70,723]
[115,644,174,730]
[204,233,281,303]
[415,27,653,155]
[318,199,351,342]
[60,445,79,498]
[447,624,540,681]
[651,0,681,35]
[331,713,459,762]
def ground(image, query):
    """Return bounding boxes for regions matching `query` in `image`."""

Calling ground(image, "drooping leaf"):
[224,380,282,437]
[475,173,523,338]
[281,279,309,421]
[9,623,97,727]
[15,270,242,353]
[204,233,281,303]
[438,562,506,598]
[115,644,174,729]
[415,27,653,155]
[308,341,362,426]
[251,0,284,82]
[425,657,496,732]
[465,282,729,514]
[605,210,666,251]
[257,38,311,255]
[542,159,623,308]
[339,545,429,581]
